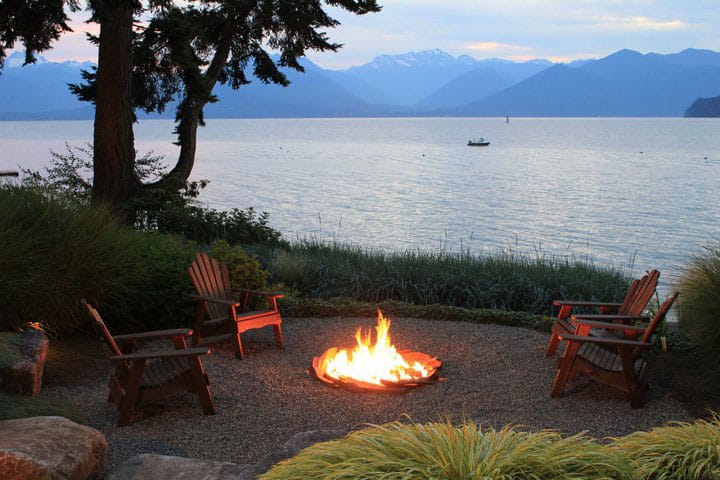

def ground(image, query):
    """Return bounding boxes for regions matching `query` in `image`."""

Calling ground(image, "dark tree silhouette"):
[1,0,380,215]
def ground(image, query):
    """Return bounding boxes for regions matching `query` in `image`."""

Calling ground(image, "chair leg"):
[234,331,245,359]
[273,324,285,349]
[188,357,216,415]
[546,333,561,357]
[118,360,146,426]
[551,341,579,398]
[619,346,644,408]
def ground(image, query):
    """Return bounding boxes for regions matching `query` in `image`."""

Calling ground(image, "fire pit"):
[312,310,442,393]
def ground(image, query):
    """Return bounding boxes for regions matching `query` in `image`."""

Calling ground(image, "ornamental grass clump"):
[269,240,630,315]
[0,187,145,334]
[611,415,720,480]
[678,242,720,353]
[260,421,633,480]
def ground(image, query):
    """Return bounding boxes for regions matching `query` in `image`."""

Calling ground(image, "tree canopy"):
[1,0,381,215]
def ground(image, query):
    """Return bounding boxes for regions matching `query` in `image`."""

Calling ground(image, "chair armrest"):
[571,314,650,322]
[570,319,648,331]
[552,300,622,308]
[190,294,241,306]
[113,328,194,342]
[232,288,285,299]
[110,347,211,362]
[558,333,651,349]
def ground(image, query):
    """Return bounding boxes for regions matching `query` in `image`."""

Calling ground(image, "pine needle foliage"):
[611,415,720,480]
[260,420,633,480]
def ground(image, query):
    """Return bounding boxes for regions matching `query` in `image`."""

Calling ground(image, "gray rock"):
[0,416,107,480]
[0,329,49,396]
[105,454,256,480]
[104,429,349,480]
[252,429,349,475]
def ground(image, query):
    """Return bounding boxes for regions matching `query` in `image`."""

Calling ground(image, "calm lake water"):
[2,117,720,287]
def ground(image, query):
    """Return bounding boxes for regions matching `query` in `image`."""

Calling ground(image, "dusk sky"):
[31,1,720,69]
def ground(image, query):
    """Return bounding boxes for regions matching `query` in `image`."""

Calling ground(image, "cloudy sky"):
[33,1,720,69]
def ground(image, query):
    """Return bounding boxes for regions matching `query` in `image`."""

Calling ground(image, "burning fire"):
[317,310,430,385]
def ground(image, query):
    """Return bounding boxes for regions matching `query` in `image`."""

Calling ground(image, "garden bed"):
[43,316,693,471]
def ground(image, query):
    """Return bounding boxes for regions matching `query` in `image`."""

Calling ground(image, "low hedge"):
[279,298,555,333]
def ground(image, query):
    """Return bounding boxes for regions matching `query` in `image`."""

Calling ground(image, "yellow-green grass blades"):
[611,414,720,480]
[260,420,633,480]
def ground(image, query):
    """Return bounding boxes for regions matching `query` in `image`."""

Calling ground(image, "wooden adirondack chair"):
[188,252,285,359]
[550,291,678,408]
[81,300,216,426]
[546,269,660,357]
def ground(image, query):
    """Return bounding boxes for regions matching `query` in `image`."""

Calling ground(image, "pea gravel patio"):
[44,316,693,471]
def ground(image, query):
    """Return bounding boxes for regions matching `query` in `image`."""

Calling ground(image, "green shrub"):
[150,204,287,247]
[261,420,633,480]
[209,240,268,291]
[23,145,286,247]
[611,415,720,479]
[678,242,720,352]
[118,232,198,333]
[0,187,145,334]
[269,240,630,315]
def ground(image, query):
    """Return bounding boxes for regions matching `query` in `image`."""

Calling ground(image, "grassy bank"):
[0,186,630,334]
[267,241,631,315]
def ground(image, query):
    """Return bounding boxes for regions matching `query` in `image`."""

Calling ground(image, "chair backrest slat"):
[619,278,641,312]
[81,299,123,357]
[623,269,660,316]
[640,292,678,345]
[189,253,233,319]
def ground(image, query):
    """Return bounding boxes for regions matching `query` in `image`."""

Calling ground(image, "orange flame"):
[319,310,429,385]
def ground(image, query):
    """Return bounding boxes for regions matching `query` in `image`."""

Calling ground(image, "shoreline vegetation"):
[2,179,720,476]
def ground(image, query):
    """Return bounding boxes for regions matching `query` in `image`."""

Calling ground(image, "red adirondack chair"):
[550,292,678,408]
[82,299,215,426]
[188,252,284,359]
[546,269,659,357]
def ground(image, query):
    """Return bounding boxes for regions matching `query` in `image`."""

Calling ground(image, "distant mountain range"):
[685,96,720,117]
[2,48,720,119]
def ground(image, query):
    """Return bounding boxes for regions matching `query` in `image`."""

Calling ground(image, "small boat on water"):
[467,137,490,147]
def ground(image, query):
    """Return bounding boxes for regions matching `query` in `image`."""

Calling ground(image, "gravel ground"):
[45,316,694,471]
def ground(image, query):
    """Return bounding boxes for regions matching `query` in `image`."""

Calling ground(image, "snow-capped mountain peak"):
[367,49,476,69]
[4,51,49,68]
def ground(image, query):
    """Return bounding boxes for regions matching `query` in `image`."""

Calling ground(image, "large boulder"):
[0,329,49,396]
[105,454,255,480]
[105,429,348,479]
[0,416,107,480]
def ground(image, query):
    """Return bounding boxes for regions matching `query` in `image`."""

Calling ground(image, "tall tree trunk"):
[92,0,138,213]
[170,99,201,183]
[153,27,233,190]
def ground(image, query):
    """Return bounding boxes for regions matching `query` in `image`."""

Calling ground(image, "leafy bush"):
[678,242,720,352]
[611,415,720,479]
[209,240,269,291]
[119,232,198,333]
[23,144,286,247]
[261,420,633,480]
[149,204,286,247]
[269,240,630,315]
[0,187,145,334]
